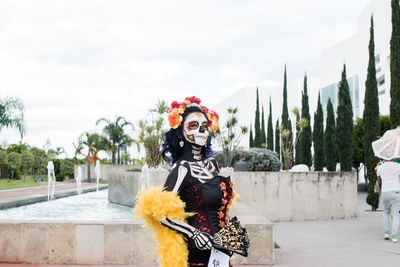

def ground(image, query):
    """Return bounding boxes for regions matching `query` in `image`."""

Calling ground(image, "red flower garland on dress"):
[218,178,235,228]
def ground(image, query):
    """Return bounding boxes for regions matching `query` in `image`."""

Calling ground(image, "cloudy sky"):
[0,0,371,158]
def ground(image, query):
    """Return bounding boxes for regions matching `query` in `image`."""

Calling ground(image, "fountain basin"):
[0,189,274,265]
[0,190,131,221]
[0,183,108,210]
[0,203,273,265]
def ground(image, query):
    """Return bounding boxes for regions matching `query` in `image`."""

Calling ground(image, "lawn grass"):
[0,176,48,190]
[0,176,108,190]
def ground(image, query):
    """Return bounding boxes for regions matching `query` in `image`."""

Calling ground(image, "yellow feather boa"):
[134,186,192,267]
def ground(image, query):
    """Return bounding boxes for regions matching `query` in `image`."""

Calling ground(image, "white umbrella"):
[372,127,400,160]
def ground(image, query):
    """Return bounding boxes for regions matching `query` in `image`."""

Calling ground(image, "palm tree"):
[47,146,67,159]
[77,132,103,182]
[96,116,134,164]
[136,100,168,167]
[0,97,25,139]
[117,133,133,164]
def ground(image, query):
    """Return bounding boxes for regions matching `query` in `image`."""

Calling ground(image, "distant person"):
[376,158,400,243]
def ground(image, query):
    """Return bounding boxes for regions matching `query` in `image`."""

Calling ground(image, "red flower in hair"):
[171,101,180,109]
[186,96,201,104]
[209,110,219,120]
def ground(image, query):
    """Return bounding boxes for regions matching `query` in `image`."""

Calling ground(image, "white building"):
[319,0,391,118]
[212,76,320,149]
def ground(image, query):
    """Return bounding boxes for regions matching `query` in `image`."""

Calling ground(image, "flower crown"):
[167,96,219,132]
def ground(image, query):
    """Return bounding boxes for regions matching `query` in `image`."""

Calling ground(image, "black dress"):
[164,158,234,266]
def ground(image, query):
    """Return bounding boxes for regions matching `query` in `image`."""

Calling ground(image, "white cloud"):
[0,0,372,157]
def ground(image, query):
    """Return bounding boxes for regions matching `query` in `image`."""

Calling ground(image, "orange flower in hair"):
[211,118,219,132]
[168,109,183,129]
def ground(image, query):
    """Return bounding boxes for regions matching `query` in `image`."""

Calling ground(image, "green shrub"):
[357,183,368,192]
[215,148,281,171]
[51,159,63,181]
[126,168,142,172]
[72,157,86,165]
[60,159,74,179]
[213,152,224,166]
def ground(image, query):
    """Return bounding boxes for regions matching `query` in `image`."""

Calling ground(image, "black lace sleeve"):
[209,158,220,173]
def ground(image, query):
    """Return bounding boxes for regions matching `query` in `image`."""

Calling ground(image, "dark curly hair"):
[162,106,213,165]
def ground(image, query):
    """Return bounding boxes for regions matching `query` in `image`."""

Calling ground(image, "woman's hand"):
[191,229,213,250]
[161,217,214,250]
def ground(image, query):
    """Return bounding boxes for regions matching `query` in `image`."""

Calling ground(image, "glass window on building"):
[320,74,359,121]
[354,75,359,118]
[378,75,385,86]
[375,54,380,64]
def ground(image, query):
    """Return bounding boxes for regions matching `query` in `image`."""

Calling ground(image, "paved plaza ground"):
[274,192,399,266]
[0,189,398,266]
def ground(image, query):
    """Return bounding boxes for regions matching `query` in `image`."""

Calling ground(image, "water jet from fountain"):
[76,166,82,194]
[47,161,56,201]
[95,161,101,191]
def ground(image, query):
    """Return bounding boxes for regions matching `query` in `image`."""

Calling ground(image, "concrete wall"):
[108,171,357,221]
[74,164,137,181]
[0,217,273,265]
[108,171,166,207]
[225,171,357,222]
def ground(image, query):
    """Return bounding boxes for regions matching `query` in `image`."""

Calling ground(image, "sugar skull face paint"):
[183,112,209,147]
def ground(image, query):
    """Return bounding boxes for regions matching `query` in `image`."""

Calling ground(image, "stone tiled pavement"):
[0,190,399,266]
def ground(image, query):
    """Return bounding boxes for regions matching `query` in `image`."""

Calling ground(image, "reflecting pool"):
[0,189,135,221]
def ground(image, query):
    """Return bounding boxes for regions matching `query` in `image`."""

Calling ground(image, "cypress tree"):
[249,123,254,148]
[364,16,380,210]
[267,97,274,151]
[294,111,301,165]
[391,0,400,128]
[254,87,261,147]
[288,118,294,169]
[282,65,289,129]
[313,93,325,171]
[261,105,266,147]
[281,65,291,168]
[325,98,336,171]
[336,64,354,171]
[299,74,312,167]
[275,119,280,159]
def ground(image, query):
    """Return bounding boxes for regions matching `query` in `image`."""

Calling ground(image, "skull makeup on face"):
[183,112,210,147]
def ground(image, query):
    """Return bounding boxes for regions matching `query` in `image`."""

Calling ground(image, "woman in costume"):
[135,96,246,267]
[161,96,232,266]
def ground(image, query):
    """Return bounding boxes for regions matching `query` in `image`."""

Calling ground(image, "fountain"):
[95,160,101,191]
[47,161,56,201]
[139,163,150,190]
[0,169,275,265]
[76,166,82,194]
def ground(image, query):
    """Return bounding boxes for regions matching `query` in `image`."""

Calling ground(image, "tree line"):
[249,3,400,210]
[0,143,76,181]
